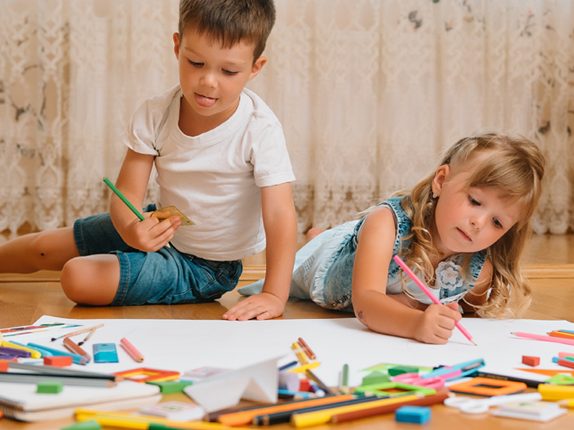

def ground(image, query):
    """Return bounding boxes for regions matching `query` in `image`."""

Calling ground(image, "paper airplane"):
[183,356,280,413]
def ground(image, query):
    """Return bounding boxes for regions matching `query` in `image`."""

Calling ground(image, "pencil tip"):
[471,340,478,346]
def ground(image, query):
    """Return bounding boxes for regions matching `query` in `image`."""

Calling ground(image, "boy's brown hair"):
[178,0,276,61]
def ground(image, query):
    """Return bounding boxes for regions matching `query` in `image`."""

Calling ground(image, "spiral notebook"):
[0,380,161,422]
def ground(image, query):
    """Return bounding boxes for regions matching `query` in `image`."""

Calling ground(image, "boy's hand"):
[222,292,285,321]
[414,302,461,344]
[123,214,181,252]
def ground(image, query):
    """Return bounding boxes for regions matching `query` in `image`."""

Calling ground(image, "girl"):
[239,133,545,344]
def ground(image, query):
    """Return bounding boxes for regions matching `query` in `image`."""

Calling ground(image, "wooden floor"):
[1,234,574,430]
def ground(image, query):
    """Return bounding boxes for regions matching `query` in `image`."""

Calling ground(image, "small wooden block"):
[395,406,431,424]
[44,355,73,367]
[37,381,63,394]
[522,355,541,367]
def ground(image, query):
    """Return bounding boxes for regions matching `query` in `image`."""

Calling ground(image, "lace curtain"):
[1,0,573,241]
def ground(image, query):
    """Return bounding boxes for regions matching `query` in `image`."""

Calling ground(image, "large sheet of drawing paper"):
[18,316,574,386]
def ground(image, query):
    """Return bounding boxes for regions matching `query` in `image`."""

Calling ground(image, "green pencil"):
[102,177,145,221]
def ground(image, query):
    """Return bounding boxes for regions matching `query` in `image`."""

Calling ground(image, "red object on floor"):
[44,355,73,367]
[522,355,541,367]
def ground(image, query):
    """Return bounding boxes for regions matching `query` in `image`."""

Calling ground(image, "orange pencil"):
[119,337,144,362]
[548,331,574,340]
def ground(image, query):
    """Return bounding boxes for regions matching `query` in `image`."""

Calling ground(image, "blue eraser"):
[395,406,431,424]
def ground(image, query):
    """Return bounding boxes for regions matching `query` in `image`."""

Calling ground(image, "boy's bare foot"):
[305,227,325,241]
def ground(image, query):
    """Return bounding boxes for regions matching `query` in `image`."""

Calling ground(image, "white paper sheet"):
[14,316,574,387]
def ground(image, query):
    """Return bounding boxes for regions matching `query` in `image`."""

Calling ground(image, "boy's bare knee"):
[61,258,88,303]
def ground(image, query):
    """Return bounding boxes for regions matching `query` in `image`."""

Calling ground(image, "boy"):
[0,0,297,321]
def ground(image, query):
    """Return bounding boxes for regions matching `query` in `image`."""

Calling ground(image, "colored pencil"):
[331,390,449,423]
[291,394,420,428]
[76,408,253,429]
[512,331,574,347]
[474,371,543,388]
[120,337,145,362]
[0,373,115,387]
[103,177,145,221]
[393,255,477,345]
[548,331,574,340]
[9,362,116,380]
[216,394,356,426]
[252,395,379,425]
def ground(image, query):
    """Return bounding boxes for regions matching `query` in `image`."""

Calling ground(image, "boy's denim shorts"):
[73,207,242,306]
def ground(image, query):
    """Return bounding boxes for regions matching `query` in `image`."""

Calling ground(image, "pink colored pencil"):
[512,332,574,347]
[120,337,144,362]
[393,255,477,346]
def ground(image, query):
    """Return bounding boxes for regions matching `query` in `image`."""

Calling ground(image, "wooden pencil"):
[330,390,449,423]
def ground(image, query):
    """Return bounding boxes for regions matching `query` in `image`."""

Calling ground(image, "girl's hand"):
[123,214,181,252]
[414,302,461,344]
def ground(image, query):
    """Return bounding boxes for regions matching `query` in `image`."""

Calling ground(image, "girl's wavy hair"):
[397,133,545,317]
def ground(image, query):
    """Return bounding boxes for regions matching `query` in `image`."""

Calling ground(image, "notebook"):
[0,380,161,421]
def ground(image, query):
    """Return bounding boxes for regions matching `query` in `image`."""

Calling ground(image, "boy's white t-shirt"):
[125,85,295,261]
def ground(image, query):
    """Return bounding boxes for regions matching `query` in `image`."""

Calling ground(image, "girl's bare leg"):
[0,228,79,273]
[61,255,120,305]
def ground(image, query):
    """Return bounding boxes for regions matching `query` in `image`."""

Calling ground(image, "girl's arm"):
[110,149,180,251]
[351,207,461,344]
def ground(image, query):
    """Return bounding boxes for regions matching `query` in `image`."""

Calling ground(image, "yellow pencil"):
[75,408,244,430]
[291,394,419,428]
[559,398,574,409]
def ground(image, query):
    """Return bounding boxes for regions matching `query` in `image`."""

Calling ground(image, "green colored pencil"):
[102,177,145,221]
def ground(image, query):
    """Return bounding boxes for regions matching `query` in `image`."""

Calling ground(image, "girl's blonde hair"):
[398,133,545,317]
